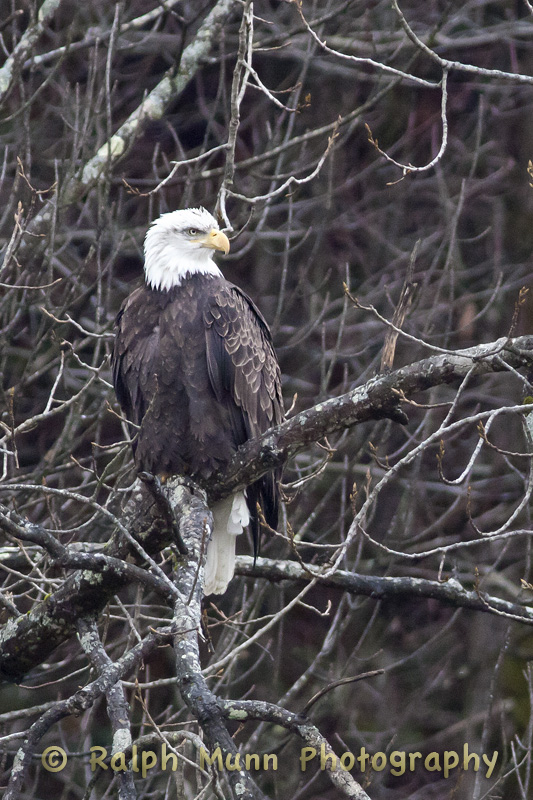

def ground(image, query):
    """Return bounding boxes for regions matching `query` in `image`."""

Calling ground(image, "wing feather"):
[204,283,284,552]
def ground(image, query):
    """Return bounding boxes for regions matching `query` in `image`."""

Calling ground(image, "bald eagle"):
[112,208,284,595]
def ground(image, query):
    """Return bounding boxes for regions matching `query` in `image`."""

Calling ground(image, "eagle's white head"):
[143,207,230,291]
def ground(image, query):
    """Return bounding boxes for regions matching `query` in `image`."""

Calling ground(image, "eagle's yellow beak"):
[202,229,230,255]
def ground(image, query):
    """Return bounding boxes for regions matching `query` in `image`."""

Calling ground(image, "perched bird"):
[112,208,284,594]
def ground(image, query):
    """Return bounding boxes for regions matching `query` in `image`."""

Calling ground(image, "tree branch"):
[217,698,372,799]
[205,334,533,500]
[77,618,136,800]
[160,479,269,800]
[0,0,63,105]
[236,557,533,624]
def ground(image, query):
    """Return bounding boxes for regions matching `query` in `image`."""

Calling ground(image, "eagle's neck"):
[144,243,222,292]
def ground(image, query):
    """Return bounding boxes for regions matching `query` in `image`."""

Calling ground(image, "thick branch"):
[77,618,136,800]
[218,698,371,799]
[205,335,533,500]
[162,479,267,800]
[236,557,533,624]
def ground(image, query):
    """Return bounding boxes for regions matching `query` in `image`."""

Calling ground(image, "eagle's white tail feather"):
[204,492,249,595]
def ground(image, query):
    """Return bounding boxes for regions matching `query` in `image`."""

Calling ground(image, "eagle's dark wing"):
[111,285,160,436]
[204,283,284,552]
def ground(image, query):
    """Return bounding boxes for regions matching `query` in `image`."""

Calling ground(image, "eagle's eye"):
[187,228,200,236]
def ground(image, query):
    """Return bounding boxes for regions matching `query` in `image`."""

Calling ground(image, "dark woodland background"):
[2,1,533,798]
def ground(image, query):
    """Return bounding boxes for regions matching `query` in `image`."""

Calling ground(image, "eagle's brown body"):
[112,273,284,552]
